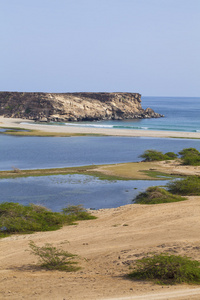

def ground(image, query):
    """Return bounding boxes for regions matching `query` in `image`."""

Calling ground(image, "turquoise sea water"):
[49,97,200,133]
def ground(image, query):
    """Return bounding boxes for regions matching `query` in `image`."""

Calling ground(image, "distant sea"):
[50,97,200,133]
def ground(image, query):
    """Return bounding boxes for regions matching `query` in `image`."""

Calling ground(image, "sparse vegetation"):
[0,203,96,237]
[29,241,80,271]
[165,152,178,159]
[139,150,177,162]
[140,147,200,166]
[179,148,200,166]
[0,127,103,137]
[167,176,200,195]
[128,253,200,284]
[133,186,186,204]
[62,205,96,223]
[0,163,172,181]
[0,202,65,237]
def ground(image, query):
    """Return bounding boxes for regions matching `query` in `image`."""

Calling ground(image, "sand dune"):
[0,197,200,299]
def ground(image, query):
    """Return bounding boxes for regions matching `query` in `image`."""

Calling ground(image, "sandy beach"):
[1,116,200,299]
[1,116,200,138]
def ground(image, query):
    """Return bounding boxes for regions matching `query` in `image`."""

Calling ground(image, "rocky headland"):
[0,92,163,122]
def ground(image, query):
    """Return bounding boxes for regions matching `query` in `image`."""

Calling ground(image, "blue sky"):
[0,0,200,96]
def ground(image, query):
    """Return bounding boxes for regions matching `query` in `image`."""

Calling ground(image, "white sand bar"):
[0,116,200,138]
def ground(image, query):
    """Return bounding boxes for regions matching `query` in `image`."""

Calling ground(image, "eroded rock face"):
[0,92,163,122]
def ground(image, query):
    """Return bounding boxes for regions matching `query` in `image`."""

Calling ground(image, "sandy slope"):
[0,197,200,300]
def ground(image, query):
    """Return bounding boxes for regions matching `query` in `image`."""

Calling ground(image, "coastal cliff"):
[0,92,163,122]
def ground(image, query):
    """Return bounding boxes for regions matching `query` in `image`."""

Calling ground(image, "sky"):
[0,0,200,97]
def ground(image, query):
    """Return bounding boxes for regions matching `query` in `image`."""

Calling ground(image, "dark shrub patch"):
[165,152,178,159]
[128,253,200,284]
[0,202,65,236]
[178,148,200,166]
[139,150,177,162]
[62,205,96,223]
[0,203,96,237]
[133,186,186,204]
[167,176,200,195]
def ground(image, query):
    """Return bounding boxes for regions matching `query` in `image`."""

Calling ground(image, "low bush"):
[0,203,96,237]
[0,202,65,237]
[62,205,96,223]
[139,147,200,165]
[167,176,200,195]
[29,241,80,272]
[128,253,200,284]
[165,152,178,160]
[139,150,177,162]
[178,148,200,166]
[133,186,186,204]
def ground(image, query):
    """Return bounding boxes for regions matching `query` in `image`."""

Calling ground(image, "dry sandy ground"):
[96,160,200,180]
[1,116,200,138]
[1,116,200,299]
[1,198,200,300]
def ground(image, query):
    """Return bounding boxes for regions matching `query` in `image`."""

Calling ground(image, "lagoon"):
[1,135,200,171]
[0,174,167,211]
[1,134,199,211]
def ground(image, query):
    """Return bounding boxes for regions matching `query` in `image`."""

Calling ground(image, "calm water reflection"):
[1,135,200,170]
[0,174,167,211]
[1,135,198,210]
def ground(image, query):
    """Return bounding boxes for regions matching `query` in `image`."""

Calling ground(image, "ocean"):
[53,96,200,133]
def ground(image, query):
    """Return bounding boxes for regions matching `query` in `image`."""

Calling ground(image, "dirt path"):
[102,287,200,299]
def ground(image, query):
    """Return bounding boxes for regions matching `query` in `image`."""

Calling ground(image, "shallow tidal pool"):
[0,174,167,211]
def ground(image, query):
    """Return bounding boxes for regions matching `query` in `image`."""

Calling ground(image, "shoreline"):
[1,116,200,138]
[1,116,200,299]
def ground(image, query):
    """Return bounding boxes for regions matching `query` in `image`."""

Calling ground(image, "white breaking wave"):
[20,122,34,125]
[65,123,114,128]
[20,121,151,130]
[19,121,200,133]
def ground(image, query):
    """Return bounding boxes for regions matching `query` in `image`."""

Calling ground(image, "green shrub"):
[29,241,80,272]
[165,152,178,159]
[139,150,177,162]
[167,176,200,195]
[128,253,200,284]
[139,150,166,162]
[0,203,96,237]
[133,186,186,204]
[62,205,96,223]
[178,148,200,166]
[179,148,200,157]
[0,202,65,236]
